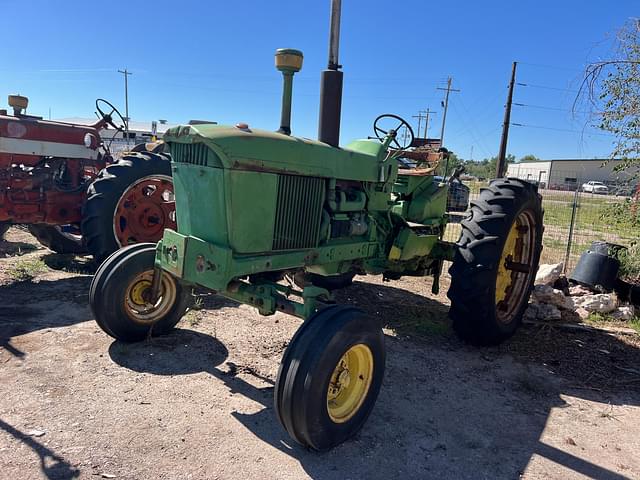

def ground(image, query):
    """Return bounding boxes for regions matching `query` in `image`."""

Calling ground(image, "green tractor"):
[90,9,543,452]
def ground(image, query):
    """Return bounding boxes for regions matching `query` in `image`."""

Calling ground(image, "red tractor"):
[0,95,175,262]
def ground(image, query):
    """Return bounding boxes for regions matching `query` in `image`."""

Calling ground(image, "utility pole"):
[437,77,460,147]
[496,61,517,178]
[118,68,132,144]
[412,110,427,138]
[424,108,435,138]
[413,108,437,139]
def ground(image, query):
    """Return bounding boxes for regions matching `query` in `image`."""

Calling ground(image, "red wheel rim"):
[113,175,176,247]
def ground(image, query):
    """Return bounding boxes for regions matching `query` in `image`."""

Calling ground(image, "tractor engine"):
[325,181,369,239]
[0,95,108,223]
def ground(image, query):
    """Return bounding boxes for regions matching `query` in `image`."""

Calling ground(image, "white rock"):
[572,293,618,314]
[535,263,563,285]
[27,429,45,437]
[532,285,574,310]
[524,302,562,321]
[569,284,593,296]
[611,305,635,321]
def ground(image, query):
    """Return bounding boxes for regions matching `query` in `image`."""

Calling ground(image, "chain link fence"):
[444,172,638,274]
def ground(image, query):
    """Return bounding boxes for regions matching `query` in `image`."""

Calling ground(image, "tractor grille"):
[172,143,208,166]
[273,175,324,250]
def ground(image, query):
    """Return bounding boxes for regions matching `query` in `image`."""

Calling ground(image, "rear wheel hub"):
[114,175,176,247]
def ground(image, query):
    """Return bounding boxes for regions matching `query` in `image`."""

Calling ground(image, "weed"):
[599,404,623,421]
[183,310,200,327]
[586,312,608,324]
[8,257,48,281]
[192,296,204,310]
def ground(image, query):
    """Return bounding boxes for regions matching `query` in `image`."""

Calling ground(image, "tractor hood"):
[164,123,388,182]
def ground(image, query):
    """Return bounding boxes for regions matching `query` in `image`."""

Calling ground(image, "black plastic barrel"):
[569,241,628,292]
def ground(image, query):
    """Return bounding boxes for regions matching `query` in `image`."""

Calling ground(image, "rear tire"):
[81,152,174,264]
[27,224,86,254]
[447,178,543,346]
[90,245,191,342]
[274,305,385,451]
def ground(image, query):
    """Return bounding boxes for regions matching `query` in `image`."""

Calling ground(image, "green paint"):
[158,117,457,319]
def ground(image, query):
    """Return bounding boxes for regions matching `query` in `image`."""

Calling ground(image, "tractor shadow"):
[0,418,80,479]
[108,329,274,421]
[41,253,97,275]
[0,276,93,358]
[0,237,39,257]
[107,293,639,480]
[334,278,452,338]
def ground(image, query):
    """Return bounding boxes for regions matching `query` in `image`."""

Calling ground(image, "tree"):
[579,20,640,171]
[436,152,462,176]
[519,154,540,162]
[462,154,515,179]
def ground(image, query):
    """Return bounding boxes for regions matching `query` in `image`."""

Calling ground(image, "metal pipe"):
[318,0,343,147]
[564,186,579,273]
[278,72,294,135]
[328,0,342,70]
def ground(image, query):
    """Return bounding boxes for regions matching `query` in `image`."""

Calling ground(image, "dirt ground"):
[1,227,640,480]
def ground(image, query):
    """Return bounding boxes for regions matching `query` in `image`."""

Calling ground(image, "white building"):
[506,159,639,191]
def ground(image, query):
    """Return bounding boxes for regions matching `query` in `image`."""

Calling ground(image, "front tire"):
[447,178,543,346]
[90,243,156,337]
[89,245,191,342]
[274,305,385,451]
[81,152,175,264]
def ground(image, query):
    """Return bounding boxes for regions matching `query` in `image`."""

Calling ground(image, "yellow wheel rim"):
[123,270,177,325]
[130,278,151,305]
[495,221,520,305]
[494,210,537,324]
[327,344,374,424]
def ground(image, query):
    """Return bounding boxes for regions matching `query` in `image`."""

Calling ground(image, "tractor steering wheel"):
[96,98,127,131]
[373,114,415,150]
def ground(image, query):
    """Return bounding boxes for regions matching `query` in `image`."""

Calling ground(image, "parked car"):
[582,181,609,194]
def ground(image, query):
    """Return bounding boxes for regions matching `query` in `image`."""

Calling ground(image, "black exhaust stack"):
[318,0,343,147]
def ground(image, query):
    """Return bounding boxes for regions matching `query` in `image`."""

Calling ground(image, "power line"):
[449,97,494,158]
[512,102,591,114]
[517,61,584,73]
[516,82,578,93]
[511,122,615,137]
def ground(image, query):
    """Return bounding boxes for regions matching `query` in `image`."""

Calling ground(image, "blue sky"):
[1,0,636,160]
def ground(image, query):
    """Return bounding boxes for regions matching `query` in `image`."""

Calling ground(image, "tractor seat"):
[398,166,437,176]
[393,147,441,177]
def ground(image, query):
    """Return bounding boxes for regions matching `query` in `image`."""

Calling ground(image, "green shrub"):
[618,241,640,282]
[600,198,640,230]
